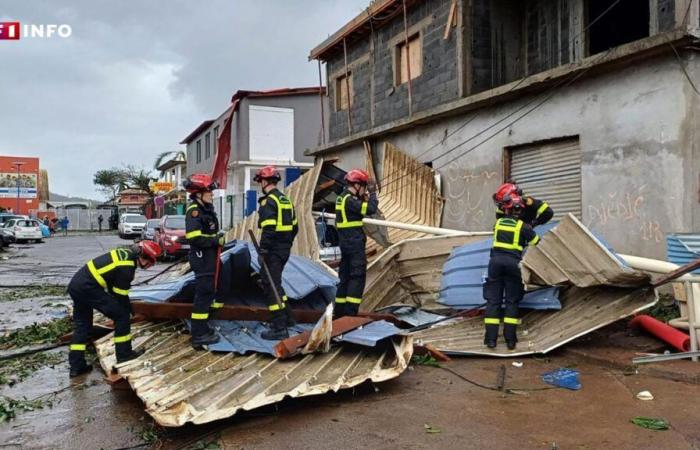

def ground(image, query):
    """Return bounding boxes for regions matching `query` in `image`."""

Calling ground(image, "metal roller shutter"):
[509,137,582,219]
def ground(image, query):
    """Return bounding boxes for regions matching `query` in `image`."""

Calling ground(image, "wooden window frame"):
[205,132,211,160]
[394,32,423,86]
[335,72,353,112]
[196,140,202,163]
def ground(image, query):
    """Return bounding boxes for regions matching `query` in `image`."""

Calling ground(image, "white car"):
[4,218,43,243]
[118,214,147,239]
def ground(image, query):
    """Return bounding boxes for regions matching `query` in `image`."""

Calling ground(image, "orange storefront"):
[0,156,40,215]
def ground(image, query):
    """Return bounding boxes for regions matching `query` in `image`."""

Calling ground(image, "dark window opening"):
[588,0,649,55]
[423,161,433,168]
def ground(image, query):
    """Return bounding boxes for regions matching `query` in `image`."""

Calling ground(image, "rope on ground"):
[440,366,557,394]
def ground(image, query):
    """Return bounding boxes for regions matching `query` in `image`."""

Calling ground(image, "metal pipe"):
[312,211,492,236]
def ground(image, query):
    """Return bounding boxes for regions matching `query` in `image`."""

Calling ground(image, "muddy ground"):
[1,236,699,449]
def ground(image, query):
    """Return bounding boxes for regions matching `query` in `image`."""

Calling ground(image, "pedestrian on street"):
[334,169,378,317]
[67,240,162,377]
[61,216,69,236]
[255,166,298,340]
[97,214,104,233]
[483,193,540,351]
[183,173,223,348]
[50,218,57,236]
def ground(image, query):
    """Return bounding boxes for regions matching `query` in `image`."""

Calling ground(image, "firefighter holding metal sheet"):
[255,166,298,340]
[67,240,161,377]
[334,169,378,317]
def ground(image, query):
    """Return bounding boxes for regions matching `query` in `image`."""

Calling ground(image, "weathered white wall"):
[324,53,700,259]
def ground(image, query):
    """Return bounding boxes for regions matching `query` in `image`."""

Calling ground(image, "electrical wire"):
[670,42,700,96]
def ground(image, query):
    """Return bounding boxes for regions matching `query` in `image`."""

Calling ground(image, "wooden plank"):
[443,0,458,40]
[274,316,372,359]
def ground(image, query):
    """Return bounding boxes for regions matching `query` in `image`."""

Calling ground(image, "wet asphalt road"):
[1,235,700,449]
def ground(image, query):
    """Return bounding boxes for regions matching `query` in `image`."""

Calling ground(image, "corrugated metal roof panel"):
[192,320,314,356]
[336,320,403,347]
[95,324,413,427]
[667,233,700,274]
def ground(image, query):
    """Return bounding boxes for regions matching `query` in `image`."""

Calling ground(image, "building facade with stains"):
[308,0,700,258]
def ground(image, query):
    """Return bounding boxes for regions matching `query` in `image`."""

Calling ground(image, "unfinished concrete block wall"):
[326,0,459,141]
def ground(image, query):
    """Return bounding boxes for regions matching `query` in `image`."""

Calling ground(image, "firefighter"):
[254,166,298,340]
[67,240,161,377]
[493,182,553,227]
[334,169,378,317]
[483,193,540,350]
[183,173,225,348]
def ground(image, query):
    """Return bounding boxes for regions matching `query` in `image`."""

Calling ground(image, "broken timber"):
[274,316,373,359]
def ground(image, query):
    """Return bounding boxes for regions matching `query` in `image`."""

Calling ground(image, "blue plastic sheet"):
[438,223,561,310]
[541,368,582,390]
[335,320,402,347]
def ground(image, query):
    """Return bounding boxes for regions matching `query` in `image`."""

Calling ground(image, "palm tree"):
[154,150,186,178]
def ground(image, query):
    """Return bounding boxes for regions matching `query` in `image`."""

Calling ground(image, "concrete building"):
[308,0,700,258]
[182,87,328,228]
[154,152,187,215]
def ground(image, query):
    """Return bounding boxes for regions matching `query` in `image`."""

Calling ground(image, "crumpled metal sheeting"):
[189,320,315,355]
[412,285,657,356]
[522,214,650,288]
[95,322,413,427]
[336,320,403,347]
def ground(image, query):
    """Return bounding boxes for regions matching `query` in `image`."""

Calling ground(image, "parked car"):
[154,215,187,259]
[4,218,43,243]
[141,219,161,241]
[0,227,13,248]
[0,214,27,226]
[118,214,147,239]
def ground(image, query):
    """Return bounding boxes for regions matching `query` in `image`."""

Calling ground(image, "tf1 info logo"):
[0,22,72,40]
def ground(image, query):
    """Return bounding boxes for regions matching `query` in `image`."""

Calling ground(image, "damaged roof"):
[95,322,413,427]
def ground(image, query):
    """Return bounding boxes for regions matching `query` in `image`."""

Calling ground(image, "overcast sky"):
[0,0,367,199]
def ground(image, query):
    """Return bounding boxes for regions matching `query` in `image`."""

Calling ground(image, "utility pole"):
[12,161,26,215]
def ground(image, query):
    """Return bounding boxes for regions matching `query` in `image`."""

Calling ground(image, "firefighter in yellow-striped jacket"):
[67,241,161,377]
[334,169,378,317]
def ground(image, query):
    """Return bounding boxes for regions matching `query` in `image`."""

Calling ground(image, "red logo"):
[0,22,20,40]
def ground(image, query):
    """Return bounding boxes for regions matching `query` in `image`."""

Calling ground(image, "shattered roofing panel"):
[227,159,323,261]
[522,214,650,287]
[413,285,656,356]
[95,322,413,427]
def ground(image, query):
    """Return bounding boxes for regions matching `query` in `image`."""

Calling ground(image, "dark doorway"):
[588,0,650,55]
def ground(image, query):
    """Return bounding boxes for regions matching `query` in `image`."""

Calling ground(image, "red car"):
[154,215,188,260]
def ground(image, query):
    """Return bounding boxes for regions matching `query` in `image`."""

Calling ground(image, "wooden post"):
[685,281,699,362]
[317,60,326,145]
[402,0,413,116]
[343,37,354,134]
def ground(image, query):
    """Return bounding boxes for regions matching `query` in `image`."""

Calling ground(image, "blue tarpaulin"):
[438,223,562,310]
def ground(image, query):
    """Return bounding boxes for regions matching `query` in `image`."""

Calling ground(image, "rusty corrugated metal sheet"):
[366,143,445,257]
[95,321,413,427]
[226,159,323,261]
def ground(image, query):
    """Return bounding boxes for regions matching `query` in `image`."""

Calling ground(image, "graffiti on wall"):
[443,165,498,229]
[585,186,663,243]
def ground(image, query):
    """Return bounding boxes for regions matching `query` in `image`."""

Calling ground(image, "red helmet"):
[138,240,161,263]
[345,169,370,185]
[253,166,281,183]
[493,183,519,203]
[183,173,218,193]
[501,193,524,212]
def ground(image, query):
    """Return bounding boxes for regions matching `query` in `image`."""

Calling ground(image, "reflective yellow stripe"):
[187,203,198,212]
[361,201,368,215]
[495,208,504,214]
[282,295,288,302]
[186,230,216,239]
[87,260,107,289]
[484,318,500,324]
[191,312,209,320]
[268,194,295,232]
[113,334,132,343]
[536,202,549,216]
[335,297,347,304]
[335,194,364,228]
[70,344,86,351]
[268,303,284,311]
[493,219,524,251]
[529,235,540,246]
[112,287,129,296]
[260,219,277,228]
[346,297,362,304]
[504,317,521,325]
[211,302,223,309]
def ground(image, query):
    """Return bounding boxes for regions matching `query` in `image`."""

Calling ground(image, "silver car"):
[141,219,161,241]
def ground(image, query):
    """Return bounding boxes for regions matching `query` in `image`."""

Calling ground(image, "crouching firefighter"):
[67,240,161,377]
[184,173,225,348]
[483,194,540,350]
[255,166,298,340]
[493,182,553,228]
[335,169,378,317]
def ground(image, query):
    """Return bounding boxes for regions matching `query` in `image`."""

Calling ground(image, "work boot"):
[69,363,93,378]
[484,322,499,348]
[191,330,220,349]
[506,341,517,350]
[116,347,144,364]
[485,340,497,349]
[283,307,297,328]
[261,312,289,341]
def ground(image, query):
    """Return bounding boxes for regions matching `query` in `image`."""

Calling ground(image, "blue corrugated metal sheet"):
[191,320,314,355]
[336,320,402,347]
[377,306,446,327]
[667,234,700,274]
[438,223,562,310]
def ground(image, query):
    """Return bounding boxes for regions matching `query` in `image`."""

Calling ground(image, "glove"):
[367,181,377,193]
[217,232,226,247]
